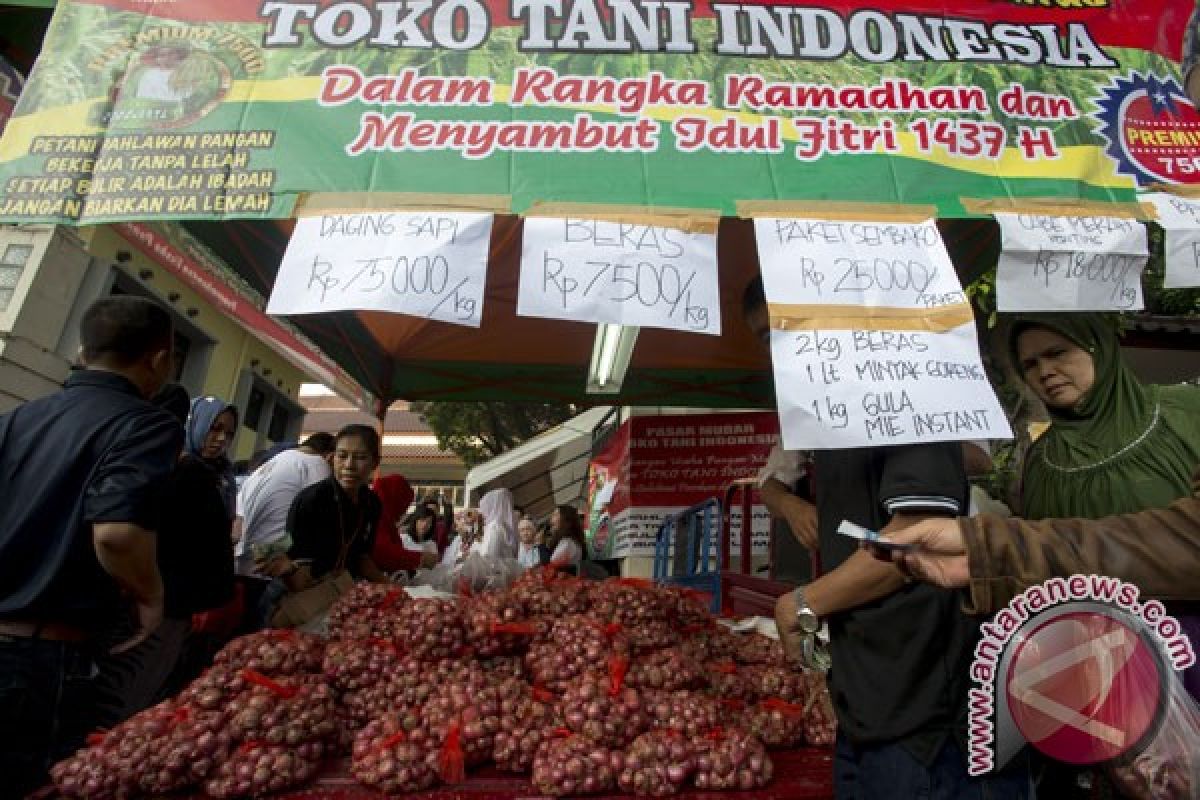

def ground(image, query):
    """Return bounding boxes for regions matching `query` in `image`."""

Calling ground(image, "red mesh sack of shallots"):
[510,569,592,616]
[532,732,621,797]
[136,705,231,794]
[421,680,503,767]
[800,671,837,748]
[741,698,807,749]
[180,664,258,711]
[560,656,650,749]
[625,618,682,655]
[617,729,697,796]
[740,663,809,704]
[204,740,325,799]
[322,636,406,693]
[628,647,706,691]
[351,716,442,794]
[493,683,563,773]
[464,592,538,657]
[588,579,670,630]
[227,671,338,746]
[658,586,714,629]
[526,614,630,690]
[704,659,756,702]
[212,629,325,675]
[481,654,527,680]
[51,702,231,799]
[50,737,123,800]
[642,689,723,738]
[692,727,774,792]
[395,597,467,662]
[327,583,410,640]
[733,633,785,666]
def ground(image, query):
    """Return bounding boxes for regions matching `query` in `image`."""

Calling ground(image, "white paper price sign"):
[754,216,1011,450]
[266,211,493,327]
[752,217,966,309]
[517,217,721,335]
[995,213,1148,311]
[1143,193,1200,289]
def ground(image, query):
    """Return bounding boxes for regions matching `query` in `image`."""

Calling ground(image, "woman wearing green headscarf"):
[1011,313,1200,518]
[1009,312,1200,691]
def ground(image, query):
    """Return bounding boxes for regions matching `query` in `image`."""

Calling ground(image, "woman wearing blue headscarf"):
[94,390,241,727]
[185,395,239,518]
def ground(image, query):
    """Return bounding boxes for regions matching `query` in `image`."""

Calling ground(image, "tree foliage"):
[411,401,579,467]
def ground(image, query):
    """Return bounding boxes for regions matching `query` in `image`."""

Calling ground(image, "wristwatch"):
[793,587,820,635]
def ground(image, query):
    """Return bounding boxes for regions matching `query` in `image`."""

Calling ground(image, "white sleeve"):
[756,445,807,488]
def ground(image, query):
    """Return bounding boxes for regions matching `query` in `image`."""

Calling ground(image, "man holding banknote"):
[743,277,1031,799]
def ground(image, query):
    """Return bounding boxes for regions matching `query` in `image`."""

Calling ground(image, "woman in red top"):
[370,474,435,572]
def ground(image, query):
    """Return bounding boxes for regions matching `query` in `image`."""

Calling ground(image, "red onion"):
[228,674,337,746]
[691,727,773,791]
[588,580,670,632]
[618,729,696,796]
[642,690,722,738]
[526,614,630,689]
[560,666,649,749]
[421,679,502,767]
[740,698,807,749]
[800,672,837,747]
[204,741,323,799]
[464,592,537,657]
[328,582,411,640]
[532,734,619,797]
[351,717,441,793]
[395,598,467,662]
[741,664,808,704]
[628,648,705,691]
[510,570,593,617]
[493,684,562,773]
[703,660,756,702]
[212,629,325,675]
[657,587,714,629]
[734,633,786,666]
[322,636,406,693]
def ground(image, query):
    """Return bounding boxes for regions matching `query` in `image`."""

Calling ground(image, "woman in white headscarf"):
[477,488,517,560]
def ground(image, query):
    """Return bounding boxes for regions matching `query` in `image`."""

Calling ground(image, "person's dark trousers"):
[834,733,1033,800]
[0,636,98,799]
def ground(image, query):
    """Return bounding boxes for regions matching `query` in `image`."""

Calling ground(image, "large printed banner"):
[585,412,778,559]
[0,1,1197,223]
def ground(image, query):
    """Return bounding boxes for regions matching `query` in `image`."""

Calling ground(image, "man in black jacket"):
[0,296,181,796]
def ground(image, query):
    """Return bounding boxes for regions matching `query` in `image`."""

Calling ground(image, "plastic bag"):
[1106,671,1199,800]
[412,553,522,595]
[458,552,523,595]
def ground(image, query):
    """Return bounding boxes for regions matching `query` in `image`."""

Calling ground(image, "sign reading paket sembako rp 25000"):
[0,0,1197,223]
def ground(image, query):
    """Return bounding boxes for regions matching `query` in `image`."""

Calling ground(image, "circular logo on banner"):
[1092,72,1200,186]
[1005,609,1166,766]
[110,44,232,131]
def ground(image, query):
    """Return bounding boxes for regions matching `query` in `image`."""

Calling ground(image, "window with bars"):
[0,243,33,312]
